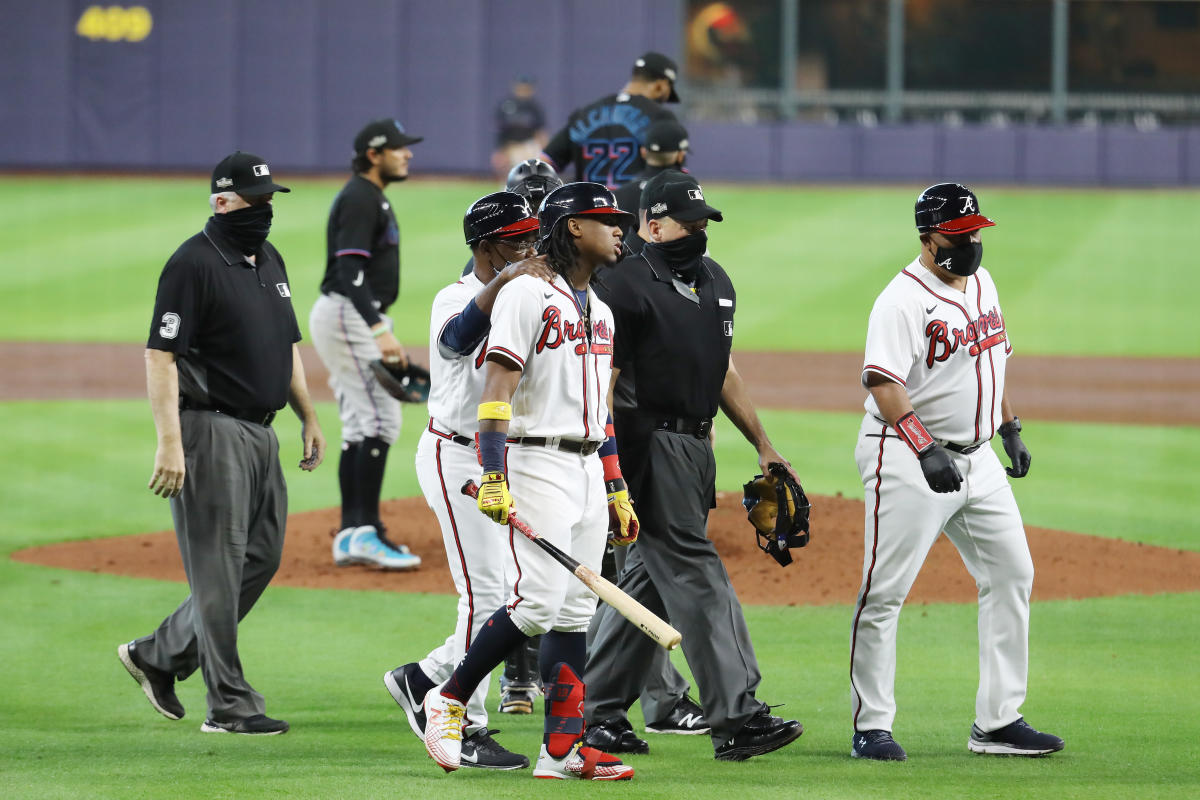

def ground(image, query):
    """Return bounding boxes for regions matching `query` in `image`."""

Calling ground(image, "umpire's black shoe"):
[968,718,1063,756]
[459,728,530,770]
[852,729,907,761]
[117,641,184,720]
[583,717,650,754]
[645,694,710,735]
[201,714,289,735]
[714,708,803,761]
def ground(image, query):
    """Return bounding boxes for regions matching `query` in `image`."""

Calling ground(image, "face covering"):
[932,241,982,277]
[647,229,707,281]
[212,203,273,255]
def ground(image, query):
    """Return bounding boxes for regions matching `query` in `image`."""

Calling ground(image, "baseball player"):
[421,183,637,780]
[849,183,1063,761]
[381,191,553,770]
[541,52,680,189]
[611,118,690,238]
[310,119,422,570]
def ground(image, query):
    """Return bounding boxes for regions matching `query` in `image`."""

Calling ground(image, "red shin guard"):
[544,662,586,758]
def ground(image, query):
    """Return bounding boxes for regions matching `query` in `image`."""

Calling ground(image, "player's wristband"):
[478,401,512,421]
[605,477,627,496]
[894,411,936,456]
[598,416,623,481]
[998,416,1022,438]
[477,429,507,473]
[371,326,388,338]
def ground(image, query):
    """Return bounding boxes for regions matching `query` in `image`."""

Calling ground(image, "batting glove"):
[607,481,639,545]
[477,471,513,524]
[998,417,1031,478]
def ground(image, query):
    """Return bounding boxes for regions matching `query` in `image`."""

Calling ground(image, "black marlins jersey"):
[319,175,400,313]
[543,93,677,189]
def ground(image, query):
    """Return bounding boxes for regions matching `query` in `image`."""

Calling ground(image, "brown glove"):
[742,463,811,567]
[369,359,431,403]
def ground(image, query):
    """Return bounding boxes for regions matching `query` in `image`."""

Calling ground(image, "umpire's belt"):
[507,436,602,456]
[427,419,473,448]
[654,417,713,438]
[180,398,275,426]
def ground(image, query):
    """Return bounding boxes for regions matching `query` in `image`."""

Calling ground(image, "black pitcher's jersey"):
[543,93,677,189]
[496,95,546,145]
[319,175,400,313]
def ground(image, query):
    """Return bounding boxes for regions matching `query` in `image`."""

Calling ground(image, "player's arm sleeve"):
[485,279,541,370]
[146,255,201,353]
[437,297,490,359]
[541,125,573,171]
[861,297,920,388]
[330,193,383,328]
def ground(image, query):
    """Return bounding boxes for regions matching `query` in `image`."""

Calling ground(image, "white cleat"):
[423,687,467,772]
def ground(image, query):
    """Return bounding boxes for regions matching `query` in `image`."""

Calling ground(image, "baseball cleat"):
[459,728,530,770]
[117,642,184,720]
[533,742,634,780]
[331,527,357,566]
[423,688,467,772]
[200,714,289,735]
[968,718,1064,756]
[347,525,421,570]
[851,729,907,761]
[645,694,709,735]
[497,680,539,714]
[384,663,428,739]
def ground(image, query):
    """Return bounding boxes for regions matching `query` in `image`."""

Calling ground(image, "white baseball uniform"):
[486,272,613,637]
[850,259,1034,734]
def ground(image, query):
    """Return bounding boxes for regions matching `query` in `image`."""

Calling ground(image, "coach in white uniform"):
[849,183,1064,761]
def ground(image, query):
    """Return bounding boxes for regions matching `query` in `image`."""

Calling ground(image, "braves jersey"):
[543,93,677,189]
[862,260,1012,446]
[426,272,492,436]
[487,273,614,441]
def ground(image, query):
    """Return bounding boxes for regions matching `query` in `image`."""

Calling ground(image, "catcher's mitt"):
[369,359,431,403]
[742,462,811,567]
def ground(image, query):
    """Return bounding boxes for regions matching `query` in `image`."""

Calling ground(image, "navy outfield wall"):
[2,1,1197,186]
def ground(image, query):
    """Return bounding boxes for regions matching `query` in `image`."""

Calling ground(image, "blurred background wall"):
[3,0,1198,185]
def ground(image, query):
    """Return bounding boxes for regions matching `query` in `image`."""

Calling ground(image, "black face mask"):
[212,203,273,255]
[647,230,707,281]
[932,241,982,277]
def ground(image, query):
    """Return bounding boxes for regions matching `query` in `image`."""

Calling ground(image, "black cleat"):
[201,714,289,735]
[117,642,184,720]
[459,728,530,770]
[645,694,709,735]
[968,718,1064,756]
[852,729,907,761]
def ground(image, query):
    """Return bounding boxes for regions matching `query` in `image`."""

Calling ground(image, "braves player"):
[542,52,680,189]
[849,183,1063,761]
[381,192,551,769]
[422,183,637,780]
[310,119,422,570]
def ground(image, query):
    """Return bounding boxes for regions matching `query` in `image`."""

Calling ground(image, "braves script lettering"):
[925,307,1006,368]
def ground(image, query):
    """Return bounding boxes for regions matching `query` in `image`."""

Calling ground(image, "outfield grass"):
[2,176,1198,356]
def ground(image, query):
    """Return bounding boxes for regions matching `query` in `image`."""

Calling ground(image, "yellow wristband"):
[478,401,512,421]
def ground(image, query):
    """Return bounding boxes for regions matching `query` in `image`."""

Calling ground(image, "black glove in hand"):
[998,417,1030,478]
[918,444,963,493]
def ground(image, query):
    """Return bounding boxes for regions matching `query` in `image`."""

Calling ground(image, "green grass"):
[2,176,1198,356]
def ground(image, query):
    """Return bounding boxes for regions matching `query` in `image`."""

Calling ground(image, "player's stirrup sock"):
[338,441,363,528]
[357,436,390,528]
[442,608,528,703]
[539,630,586,686]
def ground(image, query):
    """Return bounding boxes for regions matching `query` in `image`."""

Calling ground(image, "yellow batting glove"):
[477,471,513,524]
[607,488,639,545]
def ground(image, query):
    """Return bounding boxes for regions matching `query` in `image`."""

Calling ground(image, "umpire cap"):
[211,151,290,196]
[537,182,633,252]
[914,182,995,235]
[642,171,722,222]
[506,159,564,210]
[464,191,539,245]
[354,119,423,156]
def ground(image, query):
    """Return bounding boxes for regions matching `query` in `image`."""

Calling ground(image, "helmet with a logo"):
[505,159,564,210]
[463,191,539,245]
[536,182,633,252]
[914,182,995,235]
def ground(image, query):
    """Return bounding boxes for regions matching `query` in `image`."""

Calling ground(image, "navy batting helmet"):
[506,159,564,209]
[914,183,996,235]
[463,191,539,245]
[537,182,633,252]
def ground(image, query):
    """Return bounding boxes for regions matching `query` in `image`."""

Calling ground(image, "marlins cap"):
[353,119,423,156]
[633,51,681,102]
[211,151,290,196]
[643,120,690,153]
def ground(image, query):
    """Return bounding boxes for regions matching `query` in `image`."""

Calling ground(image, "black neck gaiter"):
[645,230,707,281]
[211,203,273,256]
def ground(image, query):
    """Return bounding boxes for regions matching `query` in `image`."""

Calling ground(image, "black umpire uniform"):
[584,174,803,760]
[123,152,312,734]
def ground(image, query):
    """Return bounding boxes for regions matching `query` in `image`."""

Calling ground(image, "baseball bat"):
[462,480,682,651]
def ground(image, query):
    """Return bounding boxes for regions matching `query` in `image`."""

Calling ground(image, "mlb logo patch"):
[276,283,291,297]
[687,189,703,201]
[253,164,270,177]
[723,320,733,336]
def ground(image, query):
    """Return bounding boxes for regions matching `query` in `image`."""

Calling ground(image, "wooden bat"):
[462,480,682,651]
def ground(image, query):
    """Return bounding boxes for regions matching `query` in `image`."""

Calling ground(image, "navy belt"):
[427,420,473,448]
[508,436,602,456]
[940,440,984,455]
[655,417,713,438]
[180,399,275,426]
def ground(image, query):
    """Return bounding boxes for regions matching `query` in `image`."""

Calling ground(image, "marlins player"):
[849,183,1063,761]
[422,183,638,780]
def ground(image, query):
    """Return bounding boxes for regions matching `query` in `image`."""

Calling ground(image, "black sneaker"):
[645,695,710,735]
[714,707,803,761]
[201,714,289,735]
[383,663,428,739]
[117,642,184,720]
[582,717,650,754]
[852,729,907,761]
[968,718,1064,756]
[459,728,530,770]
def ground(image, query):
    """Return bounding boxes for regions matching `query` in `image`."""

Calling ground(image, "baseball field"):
[1,175,1198,799]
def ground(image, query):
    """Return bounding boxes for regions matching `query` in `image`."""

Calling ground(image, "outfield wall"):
[3,1,1197,186]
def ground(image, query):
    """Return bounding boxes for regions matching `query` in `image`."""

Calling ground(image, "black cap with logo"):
[633,51,681,102]
[641,171,722,222]
[643,120,690,153]
[353,119,424,157]
[211,151,290,196]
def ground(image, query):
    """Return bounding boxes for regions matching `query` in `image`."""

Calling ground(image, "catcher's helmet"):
[506,159,564,209]
[463,191,539,245]
[537,182,633,252]
[914,182,996,235]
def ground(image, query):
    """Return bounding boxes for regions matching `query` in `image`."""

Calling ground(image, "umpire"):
[119,151,325,736]
[612,119,691,241]
[584,171,805,761]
